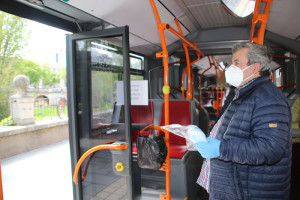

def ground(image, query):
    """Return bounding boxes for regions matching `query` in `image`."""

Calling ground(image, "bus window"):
[130,54,144,80]
[130,54,144,70]
[274,68,282,87]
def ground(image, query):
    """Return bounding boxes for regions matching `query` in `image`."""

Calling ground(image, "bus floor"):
[3,139,296,200]
[0,140,196,200]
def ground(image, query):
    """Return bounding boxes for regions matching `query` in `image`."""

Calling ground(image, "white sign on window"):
[116,80,148,105]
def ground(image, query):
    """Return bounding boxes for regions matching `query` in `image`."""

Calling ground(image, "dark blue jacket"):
[209,76,292,200]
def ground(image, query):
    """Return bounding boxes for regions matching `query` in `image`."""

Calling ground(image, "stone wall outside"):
[0,119,69,159]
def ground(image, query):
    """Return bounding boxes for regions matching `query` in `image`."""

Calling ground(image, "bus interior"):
[1,0,300,200]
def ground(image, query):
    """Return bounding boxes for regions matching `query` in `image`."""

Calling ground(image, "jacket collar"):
[235,76,270,100]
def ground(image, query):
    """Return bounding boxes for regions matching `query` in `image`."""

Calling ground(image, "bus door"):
[67,26,134,200]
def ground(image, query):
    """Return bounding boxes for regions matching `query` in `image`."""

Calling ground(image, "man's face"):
[232,47,256,85]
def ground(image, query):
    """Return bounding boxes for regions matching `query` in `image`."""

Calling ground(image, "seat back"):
[159,101,191,145]
[131,102,154,142]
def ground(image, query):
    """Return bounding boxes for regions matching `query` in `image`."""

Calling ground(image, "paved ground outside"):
[1,140,73,200]
[1,140,129,200]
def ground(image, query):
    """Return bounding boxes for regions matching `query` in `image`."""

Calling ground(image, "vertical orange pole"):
[271,71,274,82]
[208,56,219,115]
[0,163,3,200]
[181,50,200,100]
[174,19,192,100]
[181,68,188,100]
[219,70,225,108]
[149,1,171,199]
[199,57,213,111]
[191,44,201,99]
[213,58,224,112]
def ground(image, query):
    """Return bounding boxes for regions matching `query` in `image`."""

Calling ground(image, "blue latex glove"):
[194,137,221,158]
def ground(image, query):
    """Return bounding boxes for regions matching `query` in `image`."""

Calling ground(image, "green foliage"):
[41,65,60,86]
[12,59,42,84]
[0,11,29,70]
[0,100,11,123]
[0,116,15,126]
[0,11,30,100]
[91,71,119,111]
[58,66,66,83]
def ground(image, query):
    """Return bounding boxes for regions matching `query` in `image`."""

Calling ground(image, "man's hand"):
[194,138,221,158]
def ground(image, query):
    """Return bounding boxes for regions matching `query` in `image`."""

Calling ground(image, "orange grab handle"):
[80,140,117,180]
[73,142,128,185]
[250,0,273,44]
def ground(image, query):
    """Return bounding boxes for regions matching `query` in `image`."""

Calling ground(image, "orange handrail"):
[212,57,225,115]
[218,69,225,110]
[181,50,201,100]
[149,0,204,199]
[213,58,219,115]
[273,55,295,61]
[170,85,182,92]
[165,22,202,100]
[80,139,116,180]
[149,0,171,199]
[198,58,213,111]
[174,18,192,100]
[191,43,201,99]
[181,67,188,99]
[181,53,201,100]
[168,59,186,66]
[271,71,274,82]
[250,0,273,83]
[199,56,225,114]
[277,83,296,89]
[73,141,128,185]
[250,0,273,45]
[163,23,204,57]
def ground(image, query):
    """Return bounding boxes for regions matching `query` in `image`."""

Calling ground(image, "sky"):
[24,20,71,66]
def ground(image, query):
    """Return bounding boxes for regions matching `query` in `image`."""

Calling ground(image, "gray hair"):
[232,43,273,71]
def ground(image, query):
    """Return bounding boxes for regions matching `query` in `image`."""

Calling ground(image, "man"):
[194,43,292,200]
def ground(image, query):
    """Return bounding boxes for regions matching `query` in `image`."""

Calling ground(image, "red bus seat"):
[131,102,154,154]
[131,100,193,159]
[159,101,191,159]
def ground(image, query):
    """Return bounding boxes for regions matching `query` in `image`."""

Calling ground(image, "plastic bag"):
[136,135,168,169]
[160,124,207,151]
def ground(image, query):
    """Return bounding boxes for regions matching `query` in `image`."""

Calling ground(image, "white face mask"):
[225,64,254,87]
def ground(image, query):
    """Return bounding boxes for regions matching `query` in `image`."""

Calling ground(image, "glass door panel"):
[67,27,132,200]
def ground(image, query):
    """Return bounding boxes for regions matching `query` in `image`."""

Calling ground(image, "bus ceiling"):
[1,0,300,57]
